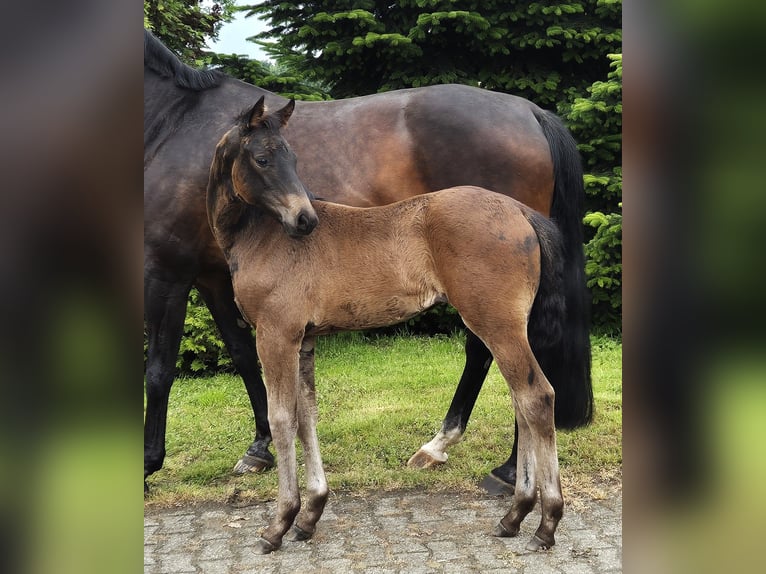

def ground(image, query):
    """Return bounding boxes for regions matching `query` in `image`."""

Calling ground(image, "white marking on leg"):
[418,427,464,461]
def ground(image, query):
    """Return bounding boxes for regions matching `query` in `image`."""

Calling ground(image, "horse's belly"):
[311,291,447,334]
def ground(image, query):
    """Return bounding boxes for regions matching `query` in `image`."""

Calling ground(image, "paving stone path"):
[144,489,621,573]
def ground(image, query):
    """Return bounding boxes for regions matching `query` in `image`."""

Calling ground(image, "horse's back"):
[283,85,554,210]
[145,76,553,218]
[404,86,553,213]
[425,185,535,240]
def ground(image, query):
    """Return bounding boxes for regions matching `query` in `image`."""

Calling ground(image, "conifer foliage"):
[144,0,238,62]
[563,53,622,332]
[245,1,621,104]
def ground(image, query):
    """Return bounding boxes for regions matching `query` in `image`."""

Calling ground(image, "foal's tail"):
[529,109,594,429]
[523,211,567,351]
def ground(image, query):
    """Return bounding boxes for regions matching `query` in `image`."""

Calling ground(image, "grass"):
[145,333,621,507]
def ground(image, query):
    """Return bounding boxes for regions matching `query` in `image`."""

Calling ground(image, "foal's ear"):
[245,96,267,129]
[277,99,295,126]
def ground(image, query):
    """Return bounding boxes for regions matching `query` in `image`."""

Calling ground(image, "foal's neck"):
[207,174,273,256]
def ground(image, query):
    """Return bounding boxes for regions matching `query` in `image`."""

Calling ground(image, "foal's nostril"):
[295,211,317,235]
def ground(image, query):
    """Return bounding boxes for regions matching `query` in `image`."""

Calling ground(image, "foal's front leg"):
[286,336,329,542]
[253,328,303,554]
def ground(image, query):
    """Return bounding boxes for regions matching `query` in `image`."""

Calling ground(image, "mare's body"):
[144,30,592,489]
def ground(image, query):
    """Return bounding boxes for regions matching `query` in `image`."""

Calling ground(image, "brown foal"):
[207,97,567,554]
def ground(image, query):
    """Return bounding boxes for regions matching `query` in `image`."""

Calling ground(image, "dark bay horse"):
[144,30,592,490]
[207,98,567,553]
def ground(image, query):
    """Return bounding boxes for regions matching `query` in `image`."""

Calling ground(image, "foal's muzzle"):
[286,207,318,237]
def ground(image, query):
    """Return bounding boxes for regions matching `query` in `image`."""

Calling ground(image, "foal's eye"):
[254,157,269,168]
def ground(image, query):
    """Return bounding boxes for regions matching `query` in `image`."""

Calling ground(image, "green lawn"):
[145,333,621,507]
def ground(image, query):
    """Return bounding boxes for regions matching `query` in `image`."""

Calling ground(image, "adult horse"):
[143,30,592,490]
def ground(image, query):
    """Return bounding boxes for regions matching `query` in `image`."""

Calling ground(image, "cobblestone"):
[145,489,621,572]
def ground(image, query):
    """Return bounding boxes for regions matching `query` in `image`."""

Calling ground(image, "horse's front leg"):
[144,273,193,487]
[286,336,329,542]
[252,327,303,554]
[195,276,274,473]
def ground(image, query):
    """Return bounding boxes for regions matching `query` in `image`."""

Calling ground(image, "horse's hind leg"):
[408,330,492,468]
[195,277,274,473]
[481,424,519,495]
[144,273,193,486]
[407,329,519,495]
[287,337,329,542]
[491,343,563,551]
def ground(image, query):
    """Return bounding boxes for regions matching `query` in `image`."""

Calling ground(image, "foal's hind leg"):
[286,337,329,542]
[196,276,274,473]
[491,344,563,551]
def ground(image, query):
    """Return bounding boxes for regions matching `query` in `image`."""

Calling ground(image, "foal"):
[207,96,567,554]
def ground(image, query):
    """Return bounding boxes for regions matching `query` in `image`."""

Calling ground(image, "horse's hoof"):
[492,521,519,538]
[479,472,515,496]
[233,454,275,474]
[407,449,446,469]
[285,524,313,542]
[252,537,279,555]
[525,534,554,552]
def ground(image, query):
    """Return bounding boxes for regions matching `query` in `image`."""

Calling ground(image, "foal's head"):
[220,96,317,237]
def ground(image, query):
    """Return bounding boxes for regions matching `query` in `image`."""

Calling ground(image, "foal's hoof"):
[285,524,313,542]
[525,534,554,552]
[479,472,515,497]
[253,537,280,555]
[407,449,446,469]
[233,454,275,474]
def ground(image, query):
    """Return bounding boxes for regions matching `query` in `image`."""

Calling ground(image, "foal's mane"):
[206,125,262,248]
[143,29,224,91]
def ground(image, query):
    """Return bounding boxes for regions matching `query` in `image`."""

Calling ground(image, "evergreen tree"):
[244,0,621,104]
[144,1,238,63]
[144,1,331,99]
[564,53,622,332]
[203,53,332,100]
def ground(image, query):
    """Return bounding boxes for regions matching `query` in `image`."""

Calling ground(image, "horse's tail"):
[528,108,594,429]
[524,209,567,347]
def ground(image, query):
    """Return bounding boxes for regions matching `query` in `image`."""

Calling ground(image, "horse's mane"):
[144,29,225,91]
